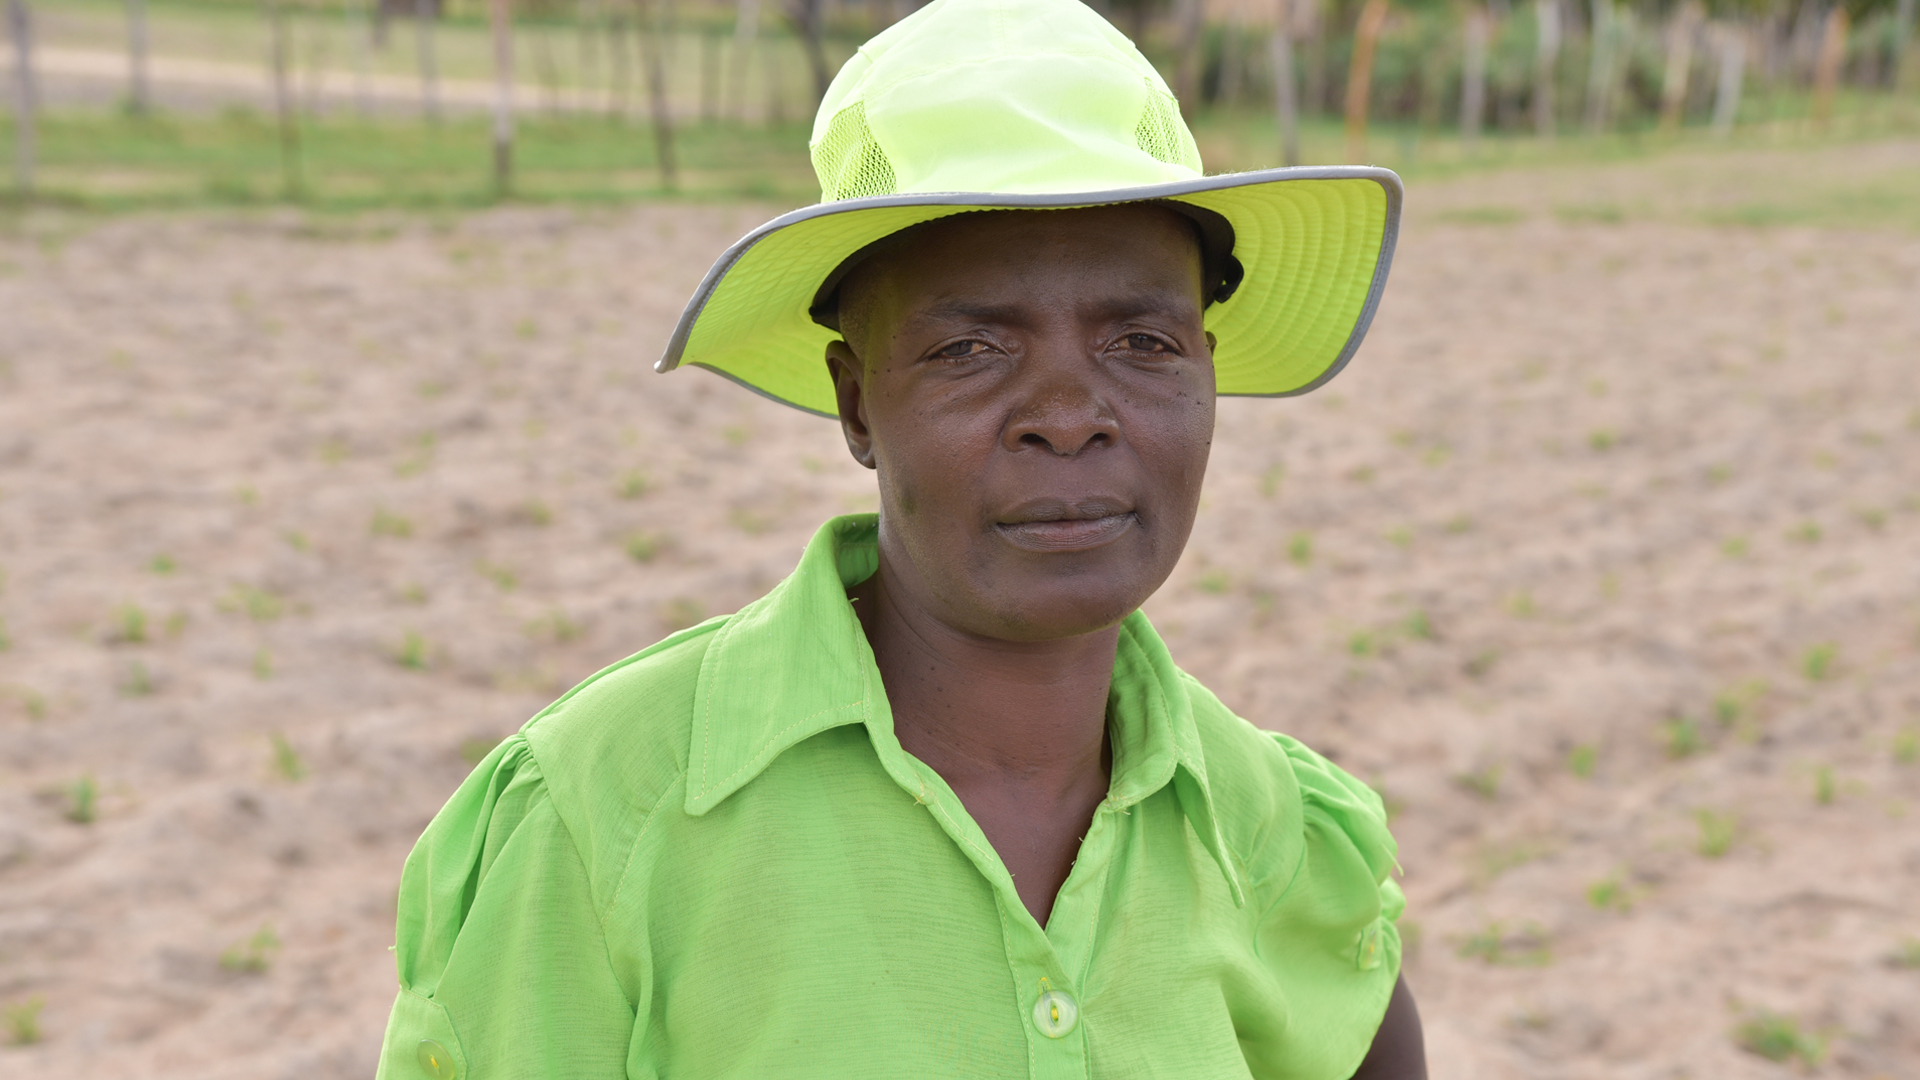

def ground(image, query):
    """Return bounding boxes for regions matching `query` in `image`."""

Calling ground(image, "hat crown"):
[810,0,1203,202]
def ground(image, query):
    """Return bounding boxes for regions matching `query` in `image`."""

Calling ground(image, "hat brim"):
[655,166,1403,418]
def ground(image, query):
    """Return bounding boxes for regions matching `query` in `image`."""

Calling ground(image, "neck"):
[850,560,1116,802]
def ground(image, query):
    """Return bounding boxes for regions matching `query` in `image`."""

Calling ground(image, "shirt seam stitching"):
[597,767,687,936]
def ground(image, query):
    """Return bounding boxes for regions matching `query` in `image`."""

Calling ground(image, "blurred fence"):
[4,0,1918,205]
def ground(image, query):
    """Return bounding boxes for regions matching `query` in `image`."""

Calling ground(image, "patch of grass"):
[1732,1010,1825,1067]
[3,994,44,1045]
[1287,532,1313,566]
[1443,514,1474,534]
[1893,937,1920,969]
[1455,763,1503,801]
[728,507,770,534]
[394,433,436,477]
[1464,649,1498,679]
[400,583,429,605]
[1195,571,1230,595]
[1720,536,1749,558]
[1787,520,1823,544]
[625,532,663,564]
[1801,643,1837,682]
[120,660,155,696]
[1384,525,1413,548]
[283,530,310,551]
[1504,590,1536,618]
[1475,835,1554,882]
[395,631,430,671]
[1258,463,1285,498]
[219,925,282,975]
[220,585,285,622]
[1555,203,1626,225]
[252,648,273,680]
[1857,506,1887,530]
[1567,743,1598,778]
[270,732,306,781]
[1587,428,1617,451]
[370,508,414,538]
[115,602,149,644]
[66,775,97,825]
[460,736,505,765]
[149,553,176,574]
[1403,610,1434,641]
[525,609,584,643]
[519,500,555,527]
[1454,921,1552,966]
[476,561,518,592]
[1696,809,1739,858]
[617,470,651,499]
[0,615,10,652]
[1586,873,1637,912]
[1347,631,1376,658]
[1894,727,1918,766]
[1660,717,1704,759]
[1803,764,1836,809]
[660,598,705,633]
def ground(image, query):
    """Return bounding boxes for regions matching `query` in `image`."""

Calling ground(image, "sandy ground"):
[1,141,1918,1079]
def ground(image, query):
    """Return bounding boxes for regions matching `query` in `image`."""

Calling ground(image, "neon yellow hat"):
[655,0,1402,417]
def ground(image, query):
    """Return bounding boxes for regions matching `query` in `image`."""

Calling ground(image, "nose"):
[1002,359,1119,457]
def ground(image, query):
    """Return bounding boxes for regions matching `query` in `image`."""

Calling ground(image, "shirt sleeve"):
[1243,732,1404,1080]
[375,735,640,1080]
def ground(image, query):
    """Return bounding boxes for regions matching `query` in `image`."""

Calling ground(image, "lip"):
[993,499,1138,552]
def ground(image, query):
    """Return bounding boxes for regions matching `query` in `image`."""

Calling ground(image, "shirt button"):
[1033,989,1079,1038]
[417,1039,457,1079]
[1355,921,1384,972]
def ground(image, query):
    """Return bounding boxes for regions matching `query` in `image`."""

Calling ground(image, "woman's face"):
[827,204,1216,643]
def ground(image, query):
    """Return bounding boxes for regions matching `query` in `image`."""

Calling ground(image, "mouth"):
[993,499,1138,552]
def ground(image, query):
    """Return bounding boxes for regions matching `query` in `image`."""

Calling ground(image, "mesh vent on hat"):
[812,101,899,203]
[1134,84,1202,172]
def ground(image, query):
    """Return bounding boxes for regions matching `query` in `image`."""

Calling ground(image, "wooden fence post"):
[1659,0,1703,131]
[126,0,150,114]
[489,0,514,196]
[729,0,759,122]
[415,0,440,123]
[267,0,302,197]
[1895,0,1915,90]
[347,0,372,117]
[1583,0,1614,132]
[637,0,677,188]
[1272,0,1300,165]
[1461,4,1489,153]
[7,0,32,196]
[1533,0,1560,138]
[1343,0,1389,161]
[1709,22,1744,136]
[1811,5,1846,131]
[1175,0,1205,119]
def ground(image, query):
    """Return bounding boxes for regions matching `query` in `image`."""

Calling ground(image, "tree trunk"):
[126,0,150,114]
[1461,5,1489,152]
[1343,0,1389,161]
[1895,0,1915,90]
[1174,0,1205,118]
[7,0,33,196]
[730,0,759,121]
[1811,5,1846,131]
[788,0,831,106]
[1533,0,1560,138]
[488,0,514,196]
[577,0,601,113]
[1659,0,1702,131]
[348,0,373,117]
[636,0,677,188]
[1710,21,1744,136]
[1583,0,1613,133]
[1218,16,1243,106]
[414,0,439,122]
[1271,0,1300,165]
[699,27,718,122]
[267,0,301,197]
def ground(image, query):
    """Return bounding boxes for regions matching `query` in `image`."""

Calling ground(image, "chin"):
[981,589,1145,643]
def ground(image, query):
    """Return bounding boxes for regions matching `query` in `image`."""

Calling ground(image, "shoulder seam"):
[597,765,689,933]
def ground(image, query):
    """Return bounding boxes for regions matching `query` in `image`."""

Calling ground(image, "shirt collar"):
[683,513,1242,905]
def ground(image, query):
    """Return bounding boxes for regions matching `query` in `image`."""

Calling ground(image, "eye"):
[1122,333,1172,354]
[936,339,989,358]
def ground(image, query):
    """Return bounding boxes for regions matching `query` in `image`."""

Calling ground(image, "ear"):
[1204,330,1217,355]
[826,341,877,470]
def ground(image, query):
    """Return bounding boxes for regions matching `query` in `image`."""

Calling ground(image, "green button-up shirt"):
[378,514,1403,1080]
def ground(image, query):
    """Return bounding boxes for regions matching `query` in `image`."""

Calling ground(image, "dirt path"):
[1,145,1917,1077]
